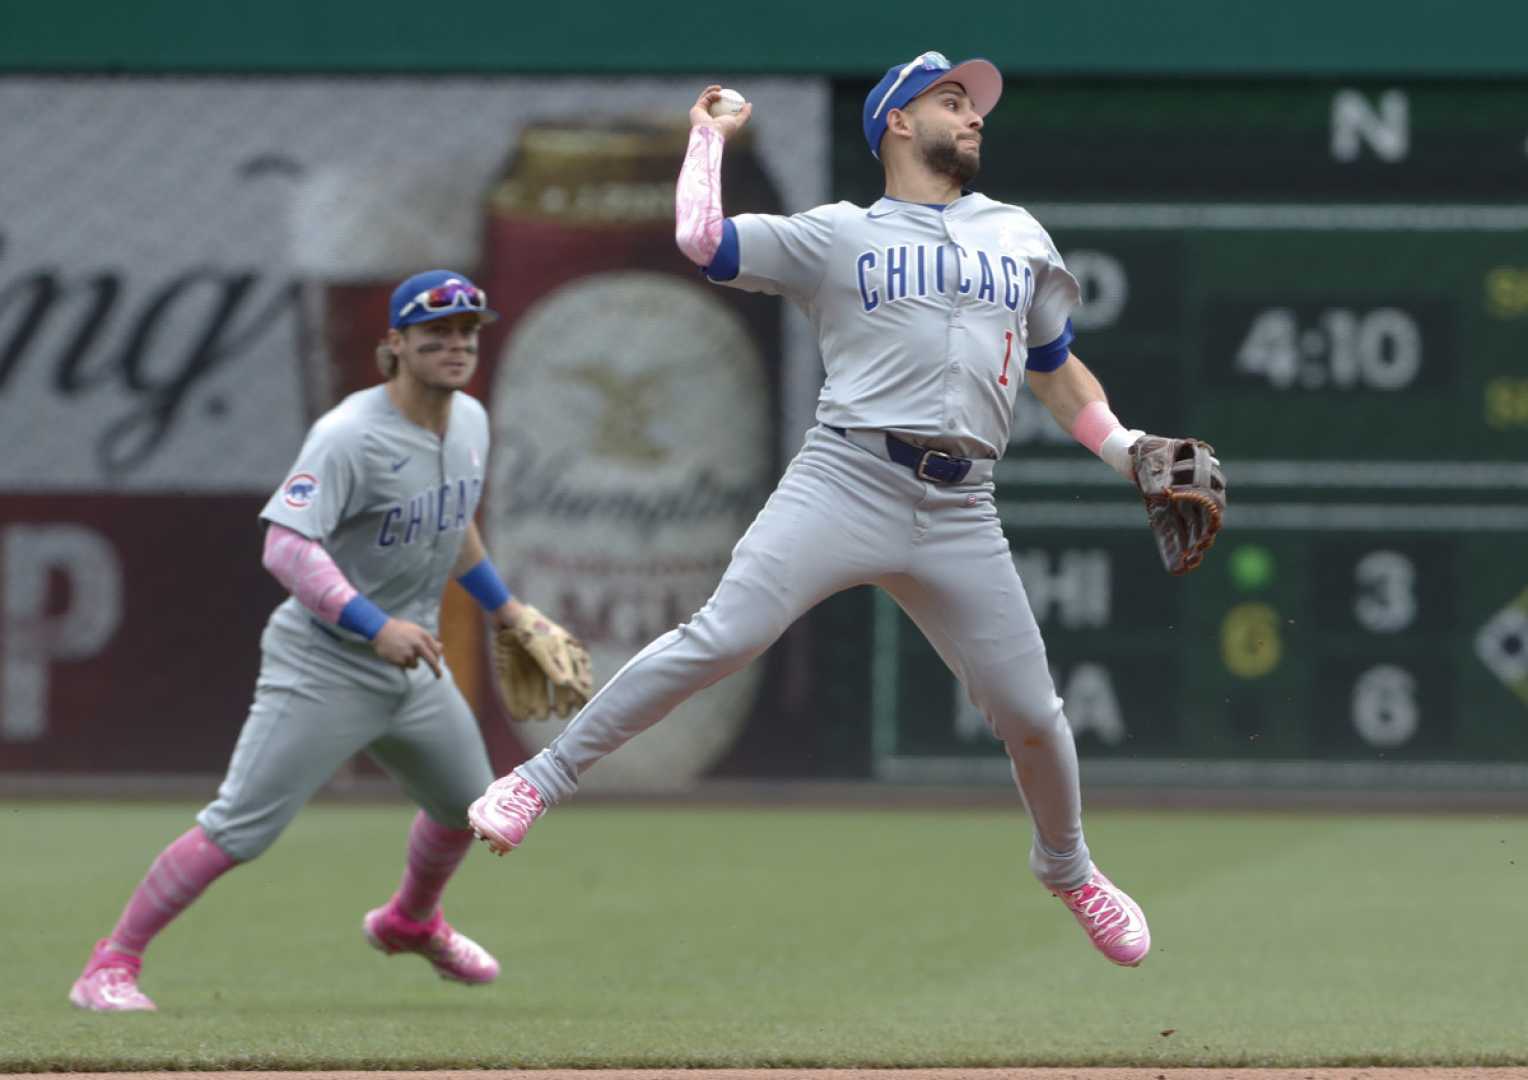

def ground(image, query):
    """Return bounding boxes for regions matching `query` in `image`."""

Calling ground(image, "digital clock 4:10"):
[1233,307,1424,390]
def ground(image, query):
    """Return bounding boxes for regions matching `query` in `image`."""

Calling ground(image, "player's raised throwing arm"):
[675,85,752,268]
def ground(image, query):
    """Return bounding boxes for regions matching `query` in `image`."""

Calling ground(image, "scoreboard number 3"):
[1353,551,1417,633]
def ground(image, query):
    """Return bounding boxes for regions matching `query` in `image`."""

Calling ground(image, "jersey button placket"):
[944,315,962,432]
[944,220,966,436]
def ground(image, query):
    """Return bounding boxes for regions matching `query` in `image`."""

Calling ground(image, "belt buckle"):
[916,449,954,482]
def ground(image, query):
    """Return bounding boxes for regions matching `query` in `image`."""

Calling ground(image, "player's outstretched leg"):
[471,429,896,856]
[883,493,1150,969]
[362,811,498,983]
[467,607,763,855]
[1051,865,1151,967]
[68,824,238,1012]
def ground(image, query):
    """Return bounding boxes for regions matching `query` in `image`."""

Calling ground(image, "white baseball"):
[708,88,746,118]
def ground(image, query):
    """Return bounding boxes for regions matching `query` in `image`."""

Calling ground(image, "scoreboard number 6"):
[1352,665,1419,748]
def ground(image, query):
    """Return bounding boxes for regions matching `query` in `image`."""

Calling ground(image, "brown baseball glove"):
[494,604,594,721]
[1128,436,1227,575]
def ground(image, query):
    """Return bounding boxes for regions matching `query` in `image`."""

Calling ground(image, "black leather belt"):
[827,425,974,484]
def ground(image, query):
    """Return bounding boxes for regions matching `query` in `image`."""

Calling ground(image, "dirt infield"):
[11,1070,1527,1079]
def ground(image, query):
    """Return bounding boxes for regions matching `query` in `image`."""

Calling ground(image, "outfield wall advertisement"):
[0,76,832,790]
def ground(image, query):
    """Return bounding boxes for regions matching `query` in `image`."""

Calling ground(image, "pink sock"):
[104,825,238,958]
[391,811,475,921]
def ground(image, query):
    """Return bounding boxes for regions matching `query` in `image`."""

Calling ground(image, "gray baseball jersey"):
[515,191,1097,892]
[199,385,494,861]
[726,192,1079,458]
[260,385,489,639]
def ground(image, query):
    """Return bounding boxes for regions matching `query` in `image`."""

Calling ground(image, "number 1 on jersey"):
[998,329,1014,386]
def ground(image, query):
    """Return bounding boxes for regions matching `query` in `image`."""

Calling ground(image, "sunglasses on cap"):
[397,281,488,320]
[871,51,953,120]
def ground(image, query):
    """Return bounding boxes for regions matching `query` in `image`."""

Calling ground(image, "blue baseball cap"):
[862,50,1003,159]
[388,269,499,330]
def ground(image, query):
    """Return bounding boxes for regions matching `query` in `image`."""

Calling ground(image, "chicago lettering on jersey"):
[376,476,482,547]
[855,243,1033,315]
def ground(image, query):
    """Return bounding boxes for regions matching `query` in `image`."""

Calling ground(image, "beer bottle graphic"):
[473,117,785,791]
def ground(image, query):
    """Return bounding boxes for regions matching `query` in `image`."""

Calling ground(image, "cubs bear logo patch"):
[282,472,319,509]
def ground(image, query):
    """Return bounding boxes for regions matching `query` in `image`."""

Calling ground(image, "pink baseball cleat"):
[467,773,546,855]
[363,905,499,984]
[1053,866,1151,967]
[69,940,157,1012]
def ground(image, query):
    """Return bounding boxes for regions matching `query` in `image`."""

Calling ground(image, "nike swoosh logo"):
[390,457,410,472]
[866,209,898,219]
[1114,903,1146,940]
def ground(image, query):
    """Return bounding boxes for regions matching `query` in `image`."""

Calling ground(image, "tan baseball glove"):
[494,604,594,721]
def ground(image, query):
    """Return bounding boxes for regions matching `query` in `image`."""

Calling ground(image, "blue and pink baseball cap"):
[389,270,499,330]
[862,50,1003,159]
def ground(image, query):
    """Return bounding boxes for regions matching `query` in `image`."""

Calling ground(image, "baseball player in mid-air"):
[473,53,1221,967]
[69,271,588,1011]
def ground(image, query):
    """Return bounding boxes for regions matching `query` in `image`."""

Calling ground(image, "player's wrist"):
[338,594,389,640]
[457,558,513,613]
[1099,426,1144,481]
[1071,400,1141,482]
[693,117,745,144]
[495,598,528,629]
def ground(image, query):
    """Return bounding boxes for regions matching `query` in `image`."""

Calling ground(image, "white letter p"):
[2,525,123,742]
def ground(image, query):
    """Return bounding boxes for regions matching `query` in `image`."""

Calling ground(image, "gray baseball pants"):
[198,608,495,862]
[517,423,1092,890]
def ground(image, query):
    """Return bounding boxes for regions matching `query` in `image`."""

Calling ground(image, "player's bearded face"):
[398,315,481,389]
[912,110,981,185]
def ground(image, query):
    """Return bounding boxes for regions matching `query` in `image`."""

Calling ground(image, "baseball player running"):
[69,271,589,1011]
[473,53,1208,967]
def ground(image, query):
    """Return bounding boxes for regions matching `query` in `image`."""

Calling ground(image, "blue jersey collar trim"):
[881,195,947,210]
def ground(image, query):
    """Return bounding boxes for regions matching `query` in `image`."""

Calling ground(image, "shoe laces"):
[93,966,150,1005]
[493,778,543,822]
[1061,881,1130,935]
[98,967,140,989]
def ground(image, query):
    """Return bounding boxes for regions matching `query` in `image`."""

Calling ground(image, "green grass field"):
[3,800,1524,1070]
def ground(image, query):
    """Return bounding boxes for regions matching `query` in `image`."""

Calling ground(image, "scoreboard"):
[833,81,1528,788]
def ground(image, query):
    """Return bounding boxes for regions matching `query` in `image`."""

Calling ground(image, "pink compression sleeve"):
[675,124,725,266]
[1070,400,1125,455]
[262,523,358,624]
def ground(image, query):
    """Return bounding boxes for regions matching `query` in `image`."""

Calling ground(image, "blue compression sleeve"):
[457,558,513,611]
[704,219,740,281]
[338,594,389,640]
[1025,319,1075,372]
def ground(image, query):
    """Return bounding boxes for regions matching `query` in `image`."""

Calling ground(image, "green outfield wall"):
[6,0,1528,77]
